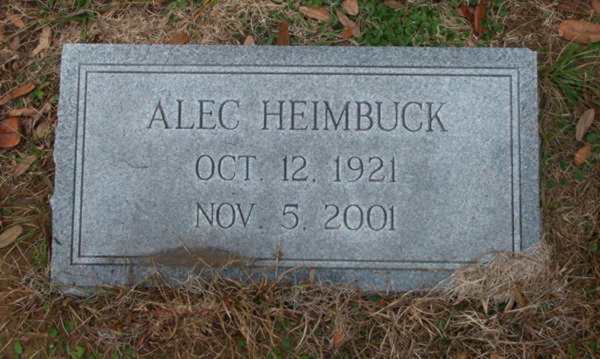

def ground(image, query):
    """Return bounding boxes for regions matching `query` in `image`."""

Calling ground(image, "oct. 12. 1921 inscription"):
[52,45,540,291]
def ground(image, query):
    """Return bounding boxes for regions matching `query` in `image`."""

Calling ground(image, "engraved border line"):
[70,65,520,269]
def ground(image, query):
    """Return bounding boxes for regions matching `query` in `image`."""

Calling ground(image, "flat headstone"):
[52,44,539,291]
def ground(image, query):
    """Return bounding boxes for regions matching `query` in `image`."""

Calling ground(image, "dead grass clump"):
[194,0,282,44]
[65,12,167,45]
[447,245,555,307]
[499,0,565,49]
[3,266,598,357]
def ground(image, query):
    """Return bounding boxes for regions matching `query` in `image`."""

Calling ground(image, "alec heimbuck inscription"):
[51,45,540,291]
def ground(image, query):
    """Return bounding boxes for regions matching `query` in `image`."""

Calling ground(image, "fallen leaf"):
[592,0,600,15]
[33,116,52,140]
[490,353,505,359]
[332,329,344,349]
[0,24,4,43]
[166,31,190,45]
[342,0,359,16]
[576,109,595,142]
[0,117,21,149]
[474,0,487,36]
[512,285,528,308]
[9,36,20,51]
[0,82,36,106]
[336,9,355,28]
[25,102,52,136]
[384,0,404,9]
[8,14,25,29]
[8,108,38,117]
[32,27,51,56]
[459,3,475,23]
[243,35,255,45]
[0,225,23,249]
[559,20,600,44]
[456,352,469,359]
[299,6,331,22]
[336,10,361,39]
[276,21,290,45]
[574,143,592,166]
[341,26,354,40]
[13,155,36,177]
[557,1,585,13]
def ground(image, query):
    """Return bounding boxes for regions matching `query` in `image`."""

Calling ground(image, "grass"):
[358,2,463,46]
[548,43,600,108]
[1,0,600,357]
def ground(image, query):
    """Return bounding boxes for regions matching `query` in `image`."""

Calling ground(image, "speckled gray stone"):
[52,44,539,292]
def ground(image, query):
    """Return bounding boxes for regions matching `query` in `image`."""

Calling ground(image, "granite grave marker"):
[52,45,539,290]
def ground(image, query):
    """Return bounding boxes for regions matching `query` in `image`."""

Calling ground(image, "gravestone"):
[51,45,539,291]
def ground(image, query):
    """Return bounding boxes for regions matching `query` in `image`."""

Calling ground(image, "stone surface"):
[52,44,540,291]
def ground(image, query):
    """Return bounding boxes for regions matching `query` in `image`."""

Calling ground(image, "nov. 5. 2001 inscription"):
[52,45,539,290]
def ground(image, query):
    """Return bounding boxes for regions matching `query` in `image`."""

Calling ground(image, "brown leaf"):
[490,353,505,359]
[33,116,53,140]
[474,1,487,36]
[336,9,355,28]
[559,20,600,44]
[332,329,345,349]
[9,36,20,51]
[557,1,584,13]
[0,225,23,249]
[0,117,21,149]
[243,35,255,45]
[166,31,190,45]
[0,82,36,106]
[13,155,36,177]
[574,143,592,166]
[276,21,290,46]
[32,27,52,56]
[341,26,354,40]
[459,3,475,24]
[8,108,38,117]
[24,102,52,136]
[592,0,600,15]
[342,0,359,16]
[512,285,528,308]
[336,10,360,38]
[0,24,4,43]
[8,14,25,29]
[576,109,595,142]
[384,0,404,9]
[299,6,331,22]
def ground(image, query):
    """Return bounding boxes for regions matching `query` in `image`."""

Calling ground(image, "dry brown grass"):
[1,0,600,358]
